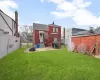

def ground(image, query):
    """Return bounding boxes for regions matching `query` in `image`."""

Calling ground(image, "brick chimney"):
[15,11,19,37]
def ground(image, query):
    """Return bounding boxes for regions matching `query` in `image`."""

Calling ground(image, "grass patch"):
[0,48,100,80]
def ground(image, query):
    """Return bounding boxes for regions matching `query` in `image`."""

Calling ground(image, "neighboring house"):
[0,9,20,58]
[73,30,89,36]
[72,27,100,36]
[33,22,61,47]
[61,28,87,44]
[72,28,87,36]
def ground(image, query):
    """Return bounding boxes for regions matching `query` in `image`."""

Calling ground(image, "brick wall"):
[48,26,61,43]
[72,35,100,55]
[33,25,61,47]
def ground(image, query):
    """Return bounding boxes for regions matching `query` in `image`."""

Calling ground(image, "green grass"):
[0,48,100,80]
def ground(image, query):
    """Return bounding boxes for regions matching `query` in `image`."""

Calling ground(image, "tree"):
[20,25,33,47]
[89,27,95,34]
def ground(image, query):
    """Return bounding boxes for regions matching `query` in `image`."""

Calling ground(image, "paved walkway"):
[94,55,100,59]
[24,47,58,53]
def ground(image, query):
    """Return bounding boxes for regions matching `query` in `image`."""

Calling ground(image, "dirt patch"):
[24,47,58,53]
[94,55,100,59]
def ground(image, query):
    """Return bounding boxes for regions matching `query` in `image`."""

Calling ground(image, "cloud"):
[72,9,100,26]
[40,0,45,3]
[0,0,18,19]
[34,21,40,23]
[42,0,100,26]
[72,0,92,8]
[48,0,65,4]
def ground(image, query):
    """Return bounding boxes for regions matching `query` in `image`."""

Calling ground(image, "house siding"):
[0,10,17,36]
[0,10,20,58]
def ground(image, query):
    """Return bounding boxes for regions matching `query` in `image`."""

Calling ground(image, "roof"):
[48,24,61,27]
[72,28,87,31]
[72,31,89,36]
[72,27,100,36]
[33,23,49,31]
[72,28,87,34]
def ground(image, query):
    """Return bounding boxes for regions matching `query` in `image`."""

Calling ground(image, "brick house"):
[33,23,61,47]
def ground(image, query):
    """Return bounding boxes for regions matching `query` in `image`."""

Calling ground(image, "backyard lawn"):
[0,48,100,80]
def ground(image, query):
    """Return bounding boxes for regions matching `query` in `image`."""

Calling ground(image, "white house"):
[0,9,20,58]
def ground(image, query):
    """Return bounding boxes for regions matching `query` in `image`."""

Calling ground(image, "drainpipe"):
[63,28,65,46]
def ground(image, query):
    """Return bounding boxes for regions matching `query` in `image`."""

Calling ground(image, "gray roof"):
[33,23,49,31]
[72,28,87,34]
[72,31,89,36]
[48,24,61,27]
[72,27,100,36]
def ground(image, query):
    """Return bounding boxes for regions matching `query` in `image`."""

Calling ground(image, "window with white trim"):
[53,28,55,32]
[53,28,58,32]
[56,28,58,32]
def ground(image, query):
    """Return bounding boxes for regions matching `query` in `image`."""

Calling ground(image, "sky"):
[0,0,100,29]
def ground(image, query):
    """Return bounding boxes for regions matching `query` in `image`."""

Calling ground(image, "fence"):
[0,34,20,58]
[72,35,100,55]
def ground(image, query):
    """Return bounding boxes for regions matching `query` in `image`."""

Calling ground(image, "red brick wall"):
[33,25,61,47]
[34,30,40,44]
[72,35,100,55]
[48,26,61,44]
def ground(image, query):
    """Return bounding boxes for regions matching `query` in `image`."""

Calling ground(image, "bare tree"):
[89,27,95,34]
[20,25,33,47]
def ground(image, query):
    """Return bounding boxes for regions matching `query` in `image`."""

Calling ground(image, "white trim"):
[56,28,58,32]
[51,33,58,34]
[53,28,55,32]
[39,31,44,33]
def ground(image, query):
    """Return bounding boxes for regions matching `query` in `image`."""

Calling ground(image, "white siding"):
[65,28,73,51]
[0,10,16,36]
[0,34,20,58]
[0,11,13,30]
[0,10,19,58]
[0,14,12,35]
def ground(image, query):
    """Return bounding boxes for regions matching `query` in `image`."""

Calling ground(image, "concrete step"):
[40,43,45,48]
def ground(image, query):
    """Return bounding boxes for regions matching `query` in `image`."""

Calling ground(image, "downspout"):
[63,28,65,46]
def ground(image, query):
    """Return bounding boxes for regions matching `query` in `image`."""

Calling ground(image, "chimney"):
[15,11,18,36]
[52,21,54,25]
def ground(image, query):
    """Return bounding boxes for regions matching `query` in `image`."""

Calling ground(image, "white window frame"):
[53,28,55,32]
[53,28,58,32]
[56,28,58,32]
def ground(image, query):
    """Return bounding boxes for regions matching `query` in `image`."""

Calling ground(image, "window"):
[53,28,58,32]
[53,28,55,32]
[56,28,58,32]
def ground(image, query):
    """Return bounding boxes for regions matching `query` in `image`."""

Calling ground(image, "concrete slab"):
[24,47,58,53]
